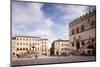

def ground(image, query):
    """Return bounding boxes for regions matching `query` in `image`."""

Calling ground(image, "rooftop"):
[12,37,16,40]
[15,35,41,38]
[41,39,48,40]
[69,9,96,26]
[54,39,69,42]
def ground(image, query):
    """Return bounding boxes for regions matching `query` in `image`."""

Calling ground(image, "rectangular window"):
[20,48,22,50]
[62,44,63,46]
[23,38,25,41]
[29,39,31,41]
[17,48,19,50]
[20,43,22,45]
[17,43,19,45]
[17,38,19,40]
[33,39,34,41]
[26,48,28,50]
[30,48,31,50]
[35,38,37,41]
[23,48,25,50]
[20,38,22,40]
[23,43,25,45]
[26,38,28,41]
[26,43,28,45]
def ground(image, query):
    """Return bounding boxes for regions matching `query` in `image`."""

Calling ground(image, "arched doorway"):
[56,51,59,55]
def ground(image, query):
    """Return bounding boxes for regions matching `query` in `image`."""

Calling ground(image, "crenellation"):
[69,9,96,27]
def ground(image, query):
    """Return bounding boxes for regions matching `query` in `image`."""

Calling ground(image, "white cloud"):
[12,2,92,48]
[56,5,88,22]
[44,19,54,28]
[12,2,54,35]
[12,2,44,23]
[12,2,55,48]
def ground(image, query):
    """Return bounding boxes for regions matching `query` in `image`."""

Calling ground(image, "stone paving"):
[11,56,96,66]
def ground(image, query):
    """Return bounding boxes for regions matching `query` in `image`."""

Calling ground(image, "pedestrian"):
[35,54,38,60]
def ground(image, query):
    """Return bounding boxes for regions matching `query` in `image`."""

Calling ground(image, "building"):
[12,36,49,58]
[69,9,96,56]
[41,39,49,56]
[12,37,16,57]
[51,40,70,56]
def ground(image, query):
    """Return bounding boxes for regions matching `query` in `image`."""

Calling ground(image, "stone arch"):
[56,51,59,55]
[86,45,96,56]
[87,45,95,49]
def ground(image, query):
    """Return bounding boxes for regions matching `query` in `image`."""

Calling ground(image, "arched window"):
[72,29,74,35]
[81,41,85,46]
[91,20,95,27]
[81,25,85,32]
[76,27,79,33]
[72,43,74,47]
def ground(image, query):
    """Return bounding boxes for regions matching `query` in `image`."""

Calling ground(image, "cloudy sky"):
[12,1,95,48]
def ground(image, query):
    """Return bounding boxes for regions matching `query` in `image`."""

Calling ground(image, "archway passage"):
[87,45,95,49]
[87,45,96,56]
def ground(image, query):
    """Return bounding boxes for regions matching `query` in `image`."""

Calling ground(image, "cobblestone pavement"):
[11,56,96,66]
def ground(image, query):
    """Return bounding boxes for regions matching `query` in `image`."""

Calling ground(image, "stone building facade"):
[69,9,96,56]
[12,36,49,58]
[41,39,49,56]
[12,37,16,57]
[51,40,70,56]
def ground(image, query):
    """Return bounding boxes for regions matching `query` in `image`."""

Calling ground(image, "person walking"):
[35,54,38,60]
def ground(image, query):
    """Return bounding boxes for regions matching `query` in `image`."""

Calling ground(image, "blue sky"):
[12,1,95,47]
